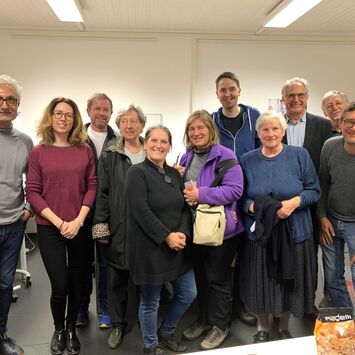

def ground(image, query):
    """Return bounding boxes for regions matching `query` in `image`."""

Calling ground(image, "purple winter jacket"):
[180,144,245,240]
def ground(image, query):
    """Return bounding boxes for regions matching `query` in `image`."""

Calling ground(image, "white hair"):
[255,110,287,132]
[281,77,309,97]
[0,74,22,100]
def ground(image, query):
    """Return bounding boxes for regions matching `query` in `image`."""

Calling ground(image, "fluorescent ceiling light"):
[264,0,322,28]
[46,0,84,22]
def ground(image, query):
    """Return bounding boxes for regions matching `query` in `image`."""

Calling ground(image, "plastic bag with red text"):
[314,307,355,355]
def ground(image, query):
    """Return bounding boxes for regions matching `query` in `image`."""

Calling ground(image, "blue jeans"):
[321,215,355,308]
[0,219,25,332]
[139,269,197,349]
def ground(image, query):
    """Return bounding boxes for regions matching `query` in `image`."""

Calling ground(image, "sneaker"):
[158,332,186,352]
[200,326,229,350]
[183,321,209,340]
[235,305,257,326]
[75,311,89,327]
[107,326,123,349]
[0,333,24,355]
[143,345,169,355]
[98,312,112,329]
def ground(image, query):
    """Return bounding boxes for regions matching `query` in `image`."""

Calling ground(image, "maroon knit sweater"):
[26,143,97,225]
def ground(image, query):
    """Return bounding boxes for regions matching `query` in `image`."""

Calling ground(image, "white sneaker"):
[200,326,229,350]
[183,321,208,340]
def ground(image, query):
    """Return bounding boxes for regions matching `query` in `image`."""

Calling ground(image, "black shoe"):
[143,345,169,355]
[0,333,24,355]
[278,330,292,339]
[158,332,186,352]
[50,329,66,355]
[65,325,80,355]
[107,326,123,349]
[237,306,257,326]
[253,330,270,343]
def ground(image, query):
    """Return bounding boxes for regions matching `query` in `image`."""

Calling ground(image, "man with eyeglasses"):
[75,93,118,330]
[317,102,355,310]
[281,77,333,171]
[322,90,349,135]
[281,77,333,318]
[0,74,33,355]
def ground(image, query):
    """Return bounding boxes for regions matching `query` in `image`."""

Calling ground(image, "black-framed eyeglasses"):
[0,96,18,107]
[285,93,307,100]
[158,167,171,184]
[53,111,74,120]
[342,119,355,129]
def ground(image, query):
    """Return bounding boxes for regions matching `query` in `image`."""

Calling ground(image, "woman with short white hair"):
[239,110,320,343]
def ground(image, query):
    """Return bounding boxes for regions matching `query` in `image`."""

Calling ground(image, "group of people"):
[0,71,354,355]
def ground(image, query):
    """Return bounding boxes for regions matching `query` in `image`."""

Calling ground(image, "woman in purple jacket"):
[180,110,244,351]
[26,98,97,355]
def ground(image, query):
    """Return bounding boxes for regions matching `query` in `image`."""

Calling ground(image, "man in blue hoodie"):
[212,72,261,160]
[212,72,260,326]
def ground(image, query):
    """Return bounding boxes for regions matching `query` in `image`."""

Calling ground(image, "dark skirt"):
[240,237,316,318]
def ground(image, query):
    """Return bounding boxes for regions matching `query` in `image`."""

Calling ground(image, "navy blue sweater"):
[240,145,320,244]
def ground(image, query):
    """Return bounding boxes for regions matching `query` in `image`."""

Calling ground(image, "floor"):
[8,234,332,355]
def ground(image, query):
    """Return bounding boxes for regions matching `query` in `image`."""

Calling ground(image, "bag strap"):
[210,159,239,187]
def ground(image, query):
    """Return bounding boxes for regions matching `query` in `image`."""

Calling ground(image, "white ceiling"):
[1,0,355,41]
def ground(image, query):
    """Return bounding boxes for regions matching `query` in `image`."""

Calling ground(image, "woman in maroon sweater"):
[26,98,97,355]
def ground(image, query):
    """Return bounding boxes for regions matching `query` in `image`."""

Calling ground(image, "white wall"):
[2,32,355,160]
[195,40,355,115]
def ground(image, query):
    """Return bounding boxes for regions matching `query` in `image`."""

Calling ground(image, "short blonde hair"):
[37,97,87,146]
[183,110,219,149]
[255,110,287,133]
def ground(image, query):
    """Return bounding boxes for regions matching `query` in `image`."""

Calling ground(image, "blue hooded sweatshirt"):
[212,104,261,159]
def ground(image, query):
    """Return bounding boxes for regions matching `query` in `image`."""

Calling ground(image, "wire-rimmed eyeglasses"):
[158,167,171,184]
[285,93,307,100]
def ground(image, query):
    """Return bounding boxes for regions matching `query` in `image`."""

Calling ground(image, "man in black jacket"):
[76,93,117,329]
[281,77,333,315]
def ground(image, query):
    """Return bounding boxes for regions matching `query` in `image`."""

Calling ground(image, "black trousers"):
[107,264,130,328]
[192,236,238,330]
[37,224,92,329]
[310,204,321,291]
[232,232,247,308]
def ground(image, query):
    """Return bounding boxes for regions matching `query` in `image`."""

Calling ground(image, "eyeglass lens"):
[0,96,18,106]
